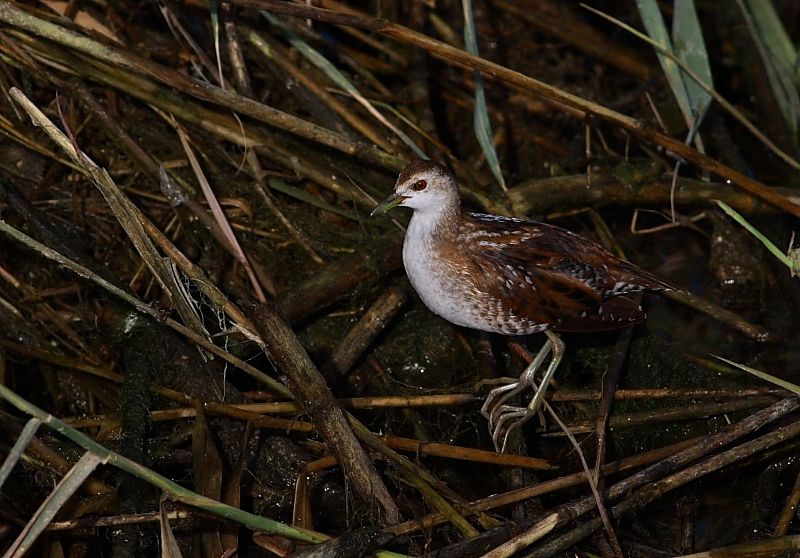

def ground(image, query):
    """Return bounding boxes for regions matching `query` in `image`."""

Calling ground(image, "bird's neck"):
[407,201,460,245]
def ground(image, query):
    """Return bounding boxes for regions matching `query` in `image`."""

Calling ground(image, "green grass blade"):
[635,0,693,127]
[673,0,712,122]
[0,418,41,489]
[462,0,506,191]
[583,3,800,171]
[739,0,799,143]
[6,452,106,556]
[716,200,795,269]
[713,355,800,395]
[742,0,798,86]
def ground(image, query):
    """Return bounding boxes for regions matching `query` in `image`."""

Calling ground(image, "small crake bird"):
[371,160,674,452]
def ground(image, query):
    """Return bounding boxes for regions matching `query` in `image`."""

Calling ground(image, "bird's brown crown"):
[396,159,451,187]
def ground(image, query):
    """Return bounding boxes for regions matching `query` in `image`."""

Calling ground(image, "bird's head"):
[370,160,459,216]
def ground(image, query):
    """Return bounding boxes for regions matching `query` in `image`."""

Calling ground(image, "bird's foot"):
[476,378,532,425]
[476,373,545,452]
[476,331,566,453]
[476,376,525,419]
[481,378,548,452]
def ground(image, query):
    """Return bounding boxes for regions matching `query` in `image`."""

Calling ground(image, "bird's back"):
[454,213,673,334]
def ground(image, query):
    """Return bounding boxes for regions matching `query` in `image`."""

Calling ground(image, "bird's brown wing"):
[463,214,671,332]
[473,250,647,332]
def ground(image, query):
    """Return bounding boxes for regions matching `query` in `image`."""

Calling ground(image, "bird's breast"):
[402,233,467,325]
[402,232,548,336]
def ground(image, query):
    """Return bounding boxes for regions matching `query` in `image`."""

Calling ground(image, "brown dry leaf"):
[252,533,294,556]
[159,499,184,558]
[220,422,254,552]
[192,404,224,558]
[41,2,122,44]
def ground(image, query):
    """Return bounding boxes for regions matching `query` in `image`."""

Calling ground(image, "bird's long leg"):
[490,331,565,452]
[481,339,552,426]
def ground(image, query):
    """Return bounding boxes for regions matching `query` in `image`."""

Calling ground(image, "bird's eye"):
[412,179,427,191]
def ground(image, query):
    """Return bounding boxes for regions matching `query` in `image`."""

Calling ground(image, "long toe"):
[493,407,536,452]
[480,381,520,420]
[485,384,529,426]
[484,381,539,428]
[491,408,528,452]
[481,369,546,420]
[474,377,524,392]
[488,403,524,433]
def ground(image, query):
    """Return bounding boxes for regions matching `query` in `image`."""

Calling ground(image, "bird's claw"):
[480,381,543,453]
[491,405,535,453]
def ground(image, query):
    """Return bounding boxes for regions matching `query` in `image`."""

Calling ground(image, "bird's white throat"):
[401,205,473,329]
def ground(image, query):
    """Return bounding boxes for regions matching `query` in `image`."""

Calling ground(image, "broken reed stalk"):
[507,174,799,216]
[8,88,211,341]
[6,88,298,396]
[386,437,699,537]
[774,469,800,536]
[45,510,192,531]
[427,399,800,556]
[250,301,402,526]
[251,305,496,537]
[326,286,408,377]
[548,397,778,435]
